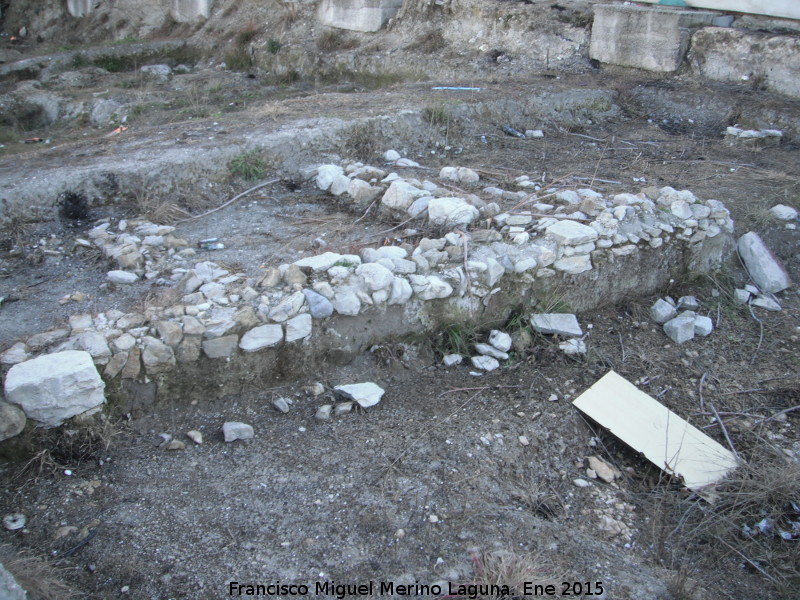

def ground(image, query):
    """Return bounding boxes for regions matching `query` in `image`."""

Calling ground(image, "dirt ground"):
[1,5,800,599]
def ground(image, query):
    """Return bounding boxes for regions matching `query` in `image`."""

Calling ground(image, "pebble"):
[573,478,591,488]
[334,402,353,416]
[471,355,499,371]
[442,354,463,367]
[315,405,333,420]
[186,430,203,445]
[222,422,254,442]
[273,397,291,413]
[166,440,185,450]
[107,270,138,284]
[334,382,385,408]
[488,330,512,352]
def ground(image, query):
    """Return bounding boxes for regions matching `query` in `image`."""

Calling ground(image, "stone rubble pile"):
[0,151,740,439]
[650,296,713,344]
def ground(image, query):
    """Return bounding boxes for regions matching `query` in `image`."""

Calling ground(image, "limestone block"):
[4,351,106,427]
[172,0,213,23]
[737,232,791,294]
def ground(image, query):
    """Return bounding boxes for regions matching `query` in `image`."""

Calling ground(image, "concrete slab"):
[590,4,716,72]
[317,0,404,33]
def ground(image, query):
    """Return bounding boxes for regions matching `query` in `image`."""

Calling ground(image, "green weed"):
[229,148,266,181]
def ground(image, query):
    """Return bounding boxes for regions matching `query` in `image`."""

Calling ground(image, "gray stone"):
[443,354,463,367]
[694,315,713,337]
[488,330,512,353]
[90,98,124,127]
[334,402,354,416]
[559,339,587,355]
[140,64,172,82]
[104,352,128,379]
[239,324,283,351]
[752,295,782,311]
[0,400,26,441]
[663,315,695,344]
[155,320,183,346]
[315,404,333,421]
[530,313,583,337]
[357,262,395,291]
[332,288,361,315]
[1,342,29,365]
[737,232,792,293]
[553,255,592,274]
[413,275,453,300]
[334,382,385,408]
[202,335,239,359]
[4,350,106,427]
[316,164,344,191]
[382,180,427,211]
[285,314,312,342]
[296,252,347,273]
[650,298,678,324]
[223,421,254,442]
[677,296,700,311]
[107,270,138,284]
[142,338,176,374]
[734,288,751,304]
[0,561,26,600]
[770,204,798,220]
[546,220,599,245]
[387,277,413,305]
[268,291,306,322]
[427,197,480,227]
[273,397,291,413]
[283,264,307,287]
[302,289,334,318]
[474,343,508,361]
[471,355,500,371]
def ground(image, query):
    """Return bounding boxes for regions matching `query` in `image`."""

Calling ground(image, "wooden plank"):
[573,371,739,492]
[636,0,800,21]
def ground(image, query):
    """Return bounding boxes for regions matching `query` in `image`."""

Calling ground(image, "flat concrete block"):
[590,4,716,72]
[318,0,404,33]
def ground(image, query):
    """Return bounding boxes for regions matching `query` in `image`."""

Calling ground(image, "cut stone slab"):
[334,382,385,408]
[239,324,283,352]
[545,220,599,245]
[590,4,716,72]
[530,313,583,337]
[223,421,254,442]
[663,314,695,344]
[553,255,592,275]
[573,371,739,495]
[737,232,791,293]
[4,350,106,427]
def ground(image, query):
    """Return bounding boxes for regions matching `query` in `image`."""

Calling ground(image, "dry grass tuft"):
[466,550,560,598]
[317,29,360,52]
[129,188,190,224]
[0,545,78,599]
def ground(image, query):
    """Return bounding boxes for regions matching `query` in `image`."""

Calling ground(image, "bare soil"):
[1,5,799,599]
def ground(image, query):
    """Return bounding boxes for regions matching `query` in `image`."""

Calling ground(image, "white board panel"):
[637,0,800,21]
[573,371,739,492]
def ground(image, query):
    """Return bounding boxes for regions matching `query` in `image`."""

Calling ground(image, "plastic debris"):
[502,126,525,138]
[198,238,225,250]
[432,86,482,91]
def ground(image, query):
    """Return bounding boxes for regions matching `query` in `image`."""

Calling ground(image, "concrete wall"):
[590,4,716,72]
[67,0,94,18]
[317,0,404,33]
[636,0,800,21]
[172,0,213,23]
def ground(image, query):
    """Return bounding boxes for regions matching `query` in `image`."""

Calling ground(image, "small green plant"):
[423,103,450,127]
[439,323,478,357]
[229,149,266,181]
[333,259,358,269]
[94,55,129,72]
[267,39,282,55]
[71,53,88,69]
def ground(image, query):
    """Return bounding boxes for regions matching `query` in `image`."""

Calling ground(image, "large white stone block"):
[4,350,106,427]
[317,0,404,33]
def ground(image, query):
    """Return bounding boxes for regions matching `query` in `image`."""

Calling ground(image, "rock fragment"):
[737,232,791,293]
[334,382,385,408]
[223,422,254,442]
[530,313,583,337]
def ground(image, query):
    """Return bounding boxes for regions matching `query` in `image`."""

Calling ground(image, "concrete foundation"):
[172,0,212,23]
[67,0,94,18]
[691,27,800,99]
[317,0,404,33]
[590,4,717,72]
